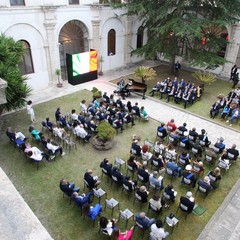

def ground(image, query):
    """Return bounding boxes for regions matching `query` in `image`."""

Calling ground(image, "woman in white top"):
[26,100,35,123]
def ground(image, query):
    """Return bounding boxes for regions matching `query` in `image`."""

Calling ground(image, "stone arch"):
[58,20,89,80]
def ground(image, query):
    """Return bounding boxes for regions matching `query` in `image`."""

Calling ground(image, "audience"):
[179,191,195,213]
[137,161,150,183]
[59,178,80,197]
[135,212,155,230]
[135,186,149,203]
[100,158,113,176]
[149,171,164,191]
[150,219,169,240]
[84,169,101,189]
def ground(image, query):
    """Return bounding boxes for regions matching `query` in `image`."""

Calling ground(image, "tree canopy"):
[123,0,240,71]
[0,33,31,114]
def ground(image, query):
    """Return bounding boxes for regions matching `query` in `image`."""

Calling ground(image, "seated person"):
[192,160,204,176]
[165,144,177,160]
[179,134,191,150]
[166,119,177,132]
[111,166,125,184]
[137,161,150,183]
[75,123,92,142]
[208,167,221,189]
[99,216,117,236]
[127,155,142,170]
[166,160,182,177]
[131,140,142,157]
[177,122,188,136]
[113,226,134,240]
[59,178,80,196]
[71,109,79,121]
[102,92,110,103]
[151,152,165,169]
[149,171,164,191]
[123,112,135,126]
[112,115,124,132]
[136,186,149,203]
[178,150,191,167]
[149,81,162,96]
[214,137,225,153]
[6,127,26,142]
[52,124,66,139]
[210,100,221,119]
[180,191,195,213]
[154,141,166,156]
[227,144,239,160]
[188,127,198,142]
[71,191,93,208]
[149,194,164,211]
[182,165,197,188]
[150,219,169,240]
[45,117,53,132]
[29,125,41,141]
[135,212,155,230]
[46,138,65,156]
[84,169,101,189]
[140,106,149,120]
[205,147,217,163]
[226,107,240,126]
[141,144,153,161]
[55,107,61,122]
[123,176,137,192]
[164,184,177,201]
[26,146,50,161]
[218,152,231,170]
[58,113,68,128]
[221,105,231,120]
[197,176,213,194]
[191,139,203,157]
[100,158,113,176]
[132,102,140,117]
[157,123,168,140]
[80,99,88,114]
[198,129,211,147]
[82,203,102,220]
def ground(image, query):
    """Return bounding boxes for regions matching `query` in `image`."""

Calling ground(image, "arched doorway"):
[58,20,89,80]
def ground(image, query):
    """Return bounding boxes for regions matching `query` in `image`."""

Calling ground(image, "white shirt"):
[150,224,167,240]
[30,147,43,161]
[75,125,87,138]
[27,104,34,115]
[47,142,59,153]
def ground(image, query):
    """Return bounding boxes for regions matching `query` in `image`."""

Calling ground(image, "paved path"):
[1,60,240,239]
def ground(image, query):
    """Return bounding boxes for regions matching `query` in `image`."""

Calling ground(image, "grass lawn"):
[111,64,239,131]
[0,87,239,240]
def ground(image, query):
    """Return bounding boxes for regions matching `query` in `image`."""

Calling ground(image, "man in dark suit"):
[188,127,198,143]
[131,140,141,157]
[157,123,168,140]
[227,144,239,160]
[84,170,101,189]
[135,212,155,229]
[197,176,212,195]
[100,158,113,176]
[59,178,80,196]
[179,191,195,213]
[132,102,140,117]
[137,162,150,183]
[111,166,125,184]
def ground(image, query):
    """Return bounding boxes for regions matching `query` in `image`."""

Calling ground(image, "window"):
[69,0,79,4]
[10,0,25,5]
[19,40,34,75]
[137,26,144,49]
[108,29,116,56]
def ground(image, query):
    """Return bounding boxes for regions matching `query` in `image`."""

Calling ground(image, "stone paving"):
[1,60,240,239]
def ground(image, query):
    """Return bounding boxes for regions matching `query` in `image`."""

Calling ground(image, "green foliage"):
[96,121,116,140]
[125,0,240,71]
[192,70,216,85]
[0,33,31,114]
[134,66,156,83]
[91,87,102,98]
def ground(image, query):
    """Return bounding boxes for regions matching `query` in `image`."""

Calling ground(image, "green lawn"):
[0,87,239,240]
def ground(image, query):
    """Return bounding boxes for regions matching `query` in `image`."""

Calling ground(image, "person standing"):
[232,68,239,88]
[27,100,35,123]
[174,61,181,77]
[230,64,237,81]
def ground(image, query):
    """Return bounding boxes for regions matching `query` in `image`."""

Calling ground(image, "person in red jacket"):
[167,119,177,132]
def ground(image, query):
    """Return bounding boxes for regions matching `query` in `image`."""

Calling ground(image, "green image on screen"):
[72,52,90,76]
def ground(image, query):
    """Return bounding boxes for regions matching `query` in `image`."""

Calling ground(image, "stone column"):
[0,78,7,105]
[42,6,59,85]
[91,20,101,52]
[123,15,133,65]
[221,24,240,78]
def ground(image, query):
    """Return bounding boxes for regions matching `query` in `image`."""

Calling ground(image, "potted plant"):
[91,87,102,99]
[134,66,156,83]
[98,55,104,76]
[55,68,63,87]
[92,121,116,150]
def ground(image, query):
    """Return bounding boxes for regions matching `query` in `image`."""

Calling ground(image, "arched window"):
[20,40,34,75]
[137,26,144,49]
[108,29,116,56]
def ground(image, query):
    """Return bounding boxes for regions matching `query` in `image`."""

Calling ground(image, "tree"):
[0,33,31,114]
[123,0,240,74]
[134,66,156,83]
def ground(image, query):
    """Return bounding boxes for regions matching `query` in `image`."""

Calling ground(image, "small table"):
[105,198,120,216]
[115,157,126,169]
